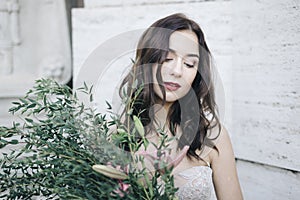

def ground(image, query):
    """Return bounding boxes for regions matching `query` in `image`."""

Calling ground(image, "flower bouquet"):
[0,79,179,200]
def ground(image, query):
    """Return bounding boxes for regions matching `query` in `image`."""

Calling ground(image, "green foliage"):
[0,79,178,199]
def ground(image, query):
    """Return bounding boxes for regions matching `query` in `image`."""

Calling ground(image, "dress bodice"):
[174,166,217,200]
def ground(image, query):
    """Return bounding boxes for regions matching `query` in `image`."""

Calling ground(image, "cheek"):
[191,71,197,83]
[158,64,167,78]
[185,70,197,85]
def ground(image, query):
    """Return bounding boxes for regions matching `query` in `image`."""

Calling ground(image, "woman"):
[119,13,243,200]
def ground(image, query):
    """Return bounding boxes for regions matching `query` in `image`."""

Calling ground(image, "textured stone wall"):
[0,0,72,126]
[231,1,300,198]
[232,0,300,172]
[72,0,300,199]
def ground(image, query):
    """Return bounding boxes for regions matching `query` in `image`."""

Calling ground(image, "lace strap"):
[199,157,211,168]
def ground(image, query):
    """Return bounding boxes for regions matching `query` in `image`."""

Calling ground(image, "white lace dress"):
[174,166,217,200]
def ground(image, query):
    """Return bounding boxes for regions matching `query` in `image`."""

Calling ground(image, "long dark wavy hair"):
[119,13,220,160]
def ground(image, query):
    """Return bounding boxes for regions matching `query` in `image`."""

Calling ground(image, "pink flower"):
[116,179,130,197]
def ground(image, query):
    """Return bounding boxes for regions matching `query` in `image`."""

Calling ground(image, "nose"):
[170,57,183,77]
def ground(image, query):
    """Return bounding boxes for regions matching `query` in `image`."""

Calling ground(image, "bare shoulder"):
[207,125,235,165]
[215,125,233,150]
[207,125,244,200]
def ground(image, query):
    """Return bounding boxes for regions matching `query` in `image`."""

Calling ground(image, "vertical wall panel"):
[232,0,300,171]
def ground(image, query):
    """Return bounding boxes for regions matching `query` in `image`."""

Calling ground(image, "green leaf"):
[25,118,33,123]
[12,102,21,105]
[84,82,88,91]
[0,139,8,144]
[89,85,94,94]
[143,138,149,149]
[27,103,36,108]
[20,98,28,104]
[105,101,112,110]
[9,139,19,145]
[130,58,135,64]
[133,115,144,137]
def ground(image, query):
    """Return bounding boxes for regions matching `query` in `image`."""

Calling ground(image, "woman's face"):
[153,30,199,102]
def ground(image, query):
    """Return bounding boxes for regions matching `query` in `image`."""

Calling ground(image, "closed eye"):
[184,62,194,68]
[164,58,173,62]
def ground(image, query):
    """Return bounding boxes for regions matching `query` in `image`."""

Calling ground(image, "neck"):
[153,102,172,128]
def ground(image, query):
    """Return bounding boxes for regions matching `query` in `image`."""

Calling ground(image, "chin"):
[155,91,186,103]
[165,95,181,102]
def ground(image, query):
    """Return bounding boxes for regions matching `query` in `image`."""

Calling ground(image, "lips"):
[164,82,181,91]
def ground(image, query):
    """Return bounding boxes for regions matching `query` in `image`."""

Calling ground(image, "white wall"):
[231,1,300,199]
[232,0,300,172]
[72,0,300,199]
[0,0,71,126]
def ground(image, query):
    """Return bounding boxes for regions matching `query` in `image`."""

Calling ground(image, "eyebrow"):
[169,48,199,58]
